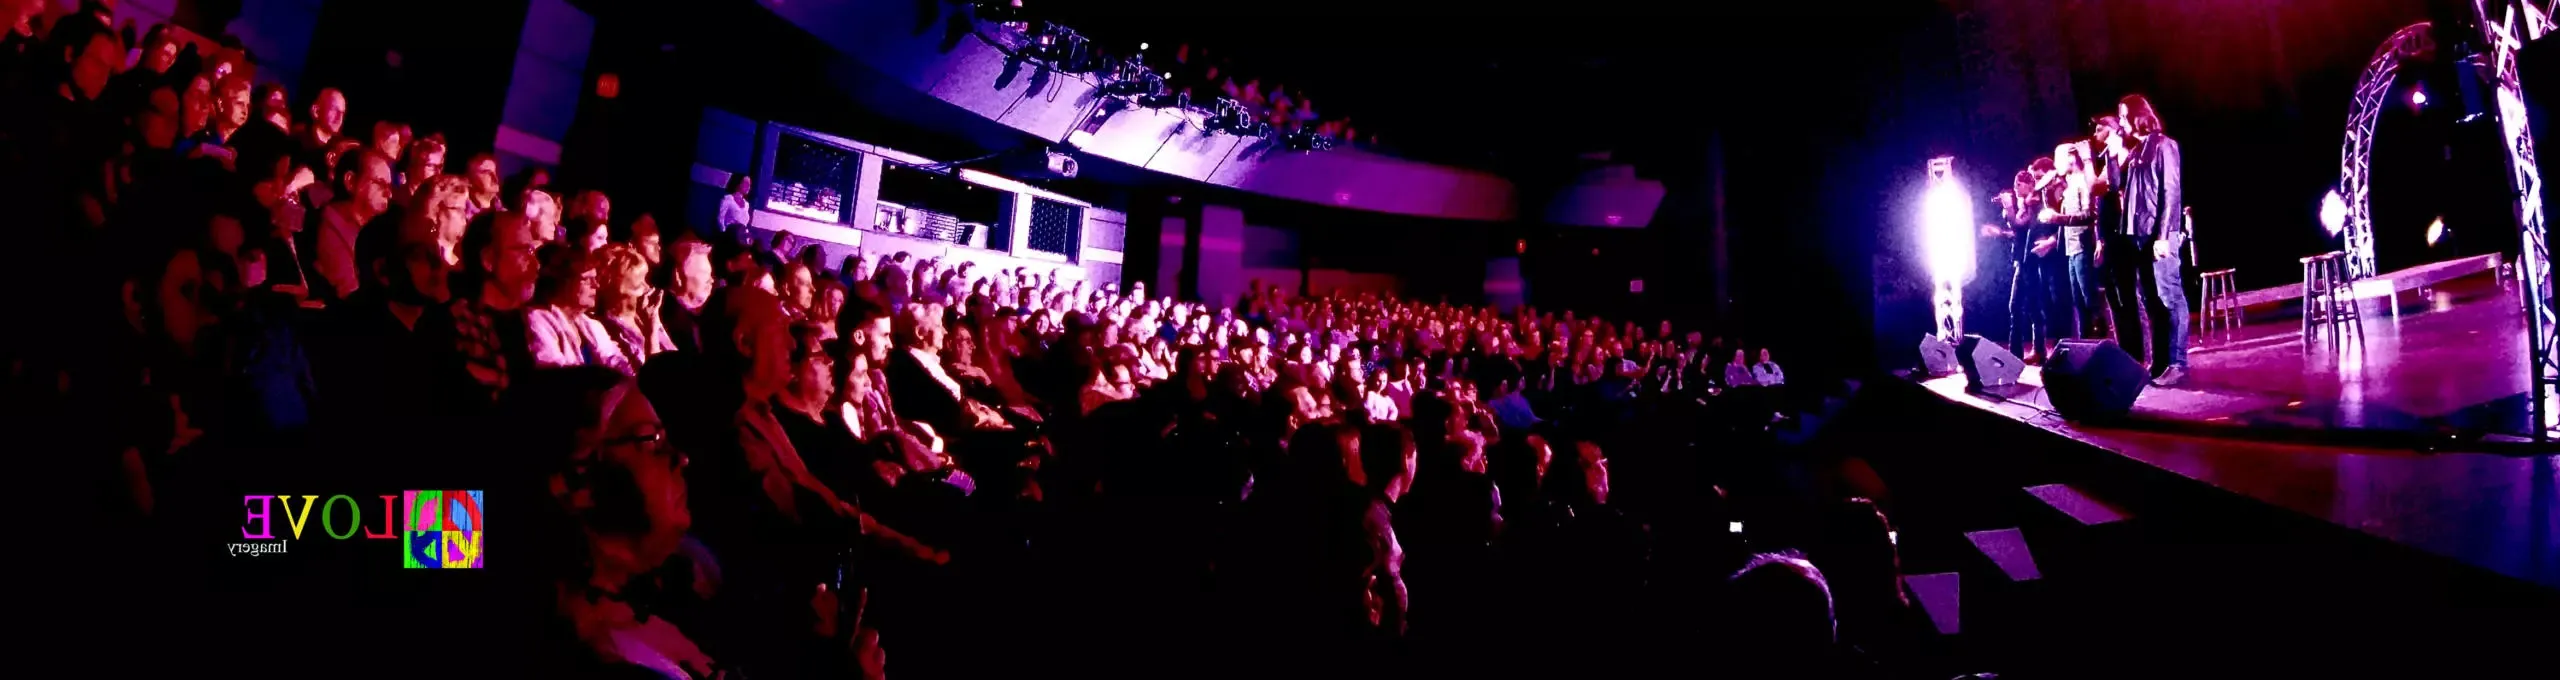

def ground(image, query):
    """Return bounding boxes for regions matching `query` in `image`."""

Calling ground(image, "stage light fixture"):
[2412,90,2428,107]
[2321,188,2348,236]
[1921,156,1973,341]
[1026,21,1090,67]
[1279,128,1334,152]
[2427,216,2446,246]
[1102,61,1166,98]
[1921,159,1974,284]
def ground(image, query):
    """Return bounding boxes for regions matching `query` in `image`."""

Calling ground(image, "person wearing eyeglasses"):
[525,243,631,374]
[310,148,395,304]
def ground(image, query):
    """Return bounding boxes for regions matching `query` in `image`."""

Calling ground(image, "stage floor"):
[2159,270,2542,435]
[1913,369,2560,591]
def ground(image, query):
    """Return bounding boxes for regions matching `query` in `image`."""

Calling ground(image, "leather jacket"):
[2119,133,2183,248]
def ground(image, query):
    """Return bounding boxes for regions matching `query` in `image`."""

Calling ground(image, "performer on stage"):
[2100,95,2189,387]
[2039,141,2102,342]
[1985,166,2055,362]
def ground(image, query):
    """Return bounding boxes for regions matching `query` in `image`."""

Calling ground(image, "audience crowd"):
[12,7,1960,679]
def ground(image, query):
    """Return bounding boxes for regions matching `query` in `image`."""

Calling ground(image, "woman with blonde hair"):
[407,174,474,267]
[524,189,564,243]
[594,243,674,371]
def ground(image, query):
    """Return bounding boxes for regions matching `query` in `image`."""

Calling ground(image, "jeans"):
[2068,250,2103,339]
[2104,234,2189,370]
[2037,253,2072,350]
[2008,257,2049,354]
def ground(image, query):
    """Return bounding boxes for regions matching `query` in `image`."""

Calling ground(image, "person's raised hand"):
[812,583,840,638]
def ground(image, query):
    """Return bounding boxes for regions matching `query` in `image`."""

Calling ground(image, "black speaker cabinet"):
[2043,339,2147,422]
[1918,334,1960,377]
[1957,334,2023,389]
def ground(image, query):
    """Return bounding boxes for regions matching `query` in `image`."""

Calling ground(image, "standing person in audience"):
[525,244,630,374]
[716,173,753,239]
[596,243,674,372]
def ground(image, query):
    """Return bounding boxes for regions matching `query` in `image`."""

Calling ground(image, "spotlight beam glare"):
[1922,175,1976,283]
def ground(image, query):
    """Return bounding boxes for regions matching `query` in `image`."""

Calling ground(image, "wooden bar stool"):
[2297,251,2364,351]
[2198,269,2241,343]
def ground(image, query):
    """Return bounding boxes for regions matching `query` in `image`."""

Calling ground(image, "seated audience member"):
[462,153,502,218]
[1723,551,1869,679]
[310,148,395,304]
[595,243,674,371]
[525,243,631,374]
[622,213,664,268]
[524,189,563,242]
[526,367,731,678]
[883,303,1007,438]
[661,240,714,355]
[411,174,473,266]
[452,212,541,402]
[400,134,445,198]
[1722,348,1758,389]
[1752,348,1786,387]
[1811,498,1933,670]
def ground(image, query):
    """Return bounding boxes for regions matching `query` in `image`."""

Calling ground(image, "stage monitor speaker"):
[1918,334,1959,376]
[1957,334,2022,389]
[2043,339,2146,422]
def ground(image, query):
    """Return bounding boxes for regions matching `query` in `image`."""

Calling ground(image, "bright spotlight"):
[1921,158,1976,283]
[2412,90,2427,107]
[2321,189,2347,236]
[1921,156,1974,341]
[2426,216,2446,246]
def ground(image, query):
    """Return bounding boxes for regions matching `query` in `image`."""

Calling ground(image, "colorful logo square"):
[402,490,483,568]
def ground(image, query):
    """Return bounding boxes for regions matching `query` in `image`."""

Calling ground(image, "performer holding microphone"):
[2039,141,2101,342]
[2096,95,2189,387]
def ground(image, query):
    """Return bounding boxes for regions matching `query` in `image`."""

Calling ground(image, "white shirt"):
[1752,361,1786,387]
[527,305,633,375]
[716,194,752,231]
[907,347,966,400]
[1363,389,1400,423]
